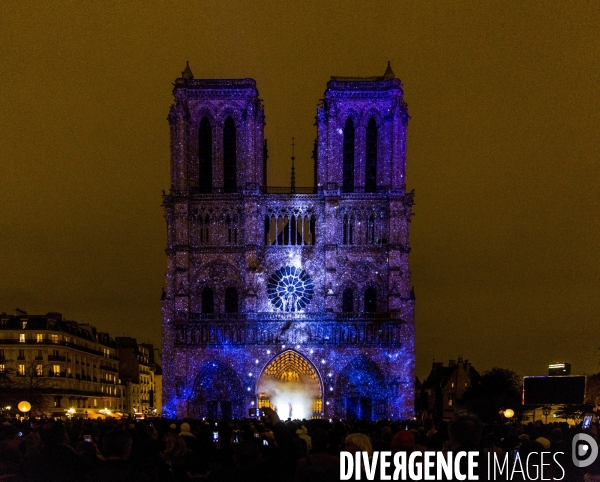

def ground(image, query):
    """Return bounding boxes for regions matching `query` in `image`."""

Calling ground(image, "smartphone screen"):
[84,435,92,442]
[583,415,592,429]
[212,431,219,442]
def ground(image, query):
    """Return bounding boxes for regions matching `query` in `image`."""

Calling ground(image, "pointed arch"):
[336,356,387,421]
[223,117,237,193]
[365,117,378,193]
[198,117,212,193]
[257,349,323,419]
[192,361,244,419]
[342,118,355,193]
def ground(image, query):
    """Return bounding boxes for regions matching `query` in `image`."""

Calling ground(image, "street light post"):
[542,405,551,424]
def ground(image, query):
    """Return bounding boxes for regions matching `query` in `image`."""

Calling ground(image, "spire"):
[290,137,296,194]
[383,61,395,80]
[181,61,194,80]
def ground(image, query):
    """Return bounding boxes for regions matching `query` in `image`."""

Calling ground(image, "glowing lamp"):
[503,409,514,419]
[18,401,31,413]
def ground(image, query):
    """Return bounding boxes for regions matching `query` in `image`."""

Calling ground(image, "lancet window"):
[201,288,214,314]
[190,208,241,247]
[341,208,388,245]
[223,117,237,193]
[342,288,354,313]
[198,117,212,193]
[364,287,377,313]
[365,118,378,193]
[342,118,355,193]
[225,287,239,314]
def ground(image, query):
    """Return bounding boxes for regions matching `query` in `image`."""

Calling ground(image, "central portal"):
[257,350,323,420]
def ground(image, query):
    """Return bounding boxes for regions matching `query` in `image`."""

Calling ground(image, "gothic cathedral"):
[161,63,415,420]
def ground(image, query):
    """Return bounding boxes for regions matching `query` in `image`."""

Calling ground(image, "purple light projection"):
[161,63,415,421]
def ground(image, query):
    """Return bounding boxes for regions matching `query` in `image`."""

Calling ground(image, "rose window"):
[267,266,314,312]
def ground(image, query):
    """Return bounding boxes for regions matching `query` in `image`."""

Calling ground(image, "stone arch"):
[336,356,387,420]
[257,350,323,420]
[191,361,244,419]
[216,104,244,125]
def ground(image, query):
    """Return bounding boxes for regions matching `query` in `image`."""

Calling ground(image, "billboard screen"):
[522,376,586,405]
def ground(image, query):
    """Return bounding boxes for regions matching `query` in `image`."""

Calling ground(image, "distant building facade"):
[115,337,161,415]
[548,362,571,376]
[0,310,122,416]
[421,358,479,421]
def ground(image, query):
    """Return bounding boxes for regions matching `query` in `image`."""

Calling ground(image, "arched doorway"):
[192,361,244,419]
[336,356,387,421]
[257,350,323,420]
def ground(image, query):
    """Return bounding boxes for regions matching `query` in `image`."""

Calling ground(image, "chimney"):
[458,357,463,364]
[449,359,456,366]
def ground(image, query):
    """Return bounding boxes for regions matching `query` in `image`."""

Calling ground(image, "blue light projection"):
[161,63,415,421]
[267,266,314,312]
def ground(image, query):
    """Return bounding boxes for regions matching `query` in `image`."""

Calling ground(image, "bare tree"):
[6,356,60,416]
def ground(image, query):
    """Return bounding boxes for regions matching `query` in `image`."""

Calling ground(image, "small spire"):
[290,137,296,194]
[181,61,194,80]
[383,61,395,80]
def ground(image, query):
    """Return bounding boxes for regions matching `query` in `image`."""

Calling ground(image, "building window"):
[223,116,237,193]
[342,288,354,313]
[0,365,5,373]
[37,333,43,343]
[225,287,239,314]
[365,118,378,193]
[198,116,212,193]
[342,118,355,193]
[364,287,377,313]
[36,365,43,376]
[448,394,455,406]
[21,321,27,329]
[51,334,59,344]
[94,399,97,407]
[201,288,214,314]
[19,334,25,343]
[18,349,25,360]
[18,365,25,376]
[53,365,60,376]
[0,349,4,360]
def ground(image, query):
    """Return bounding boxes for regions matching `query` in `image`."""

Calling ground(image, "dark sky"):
[1,2,598,381]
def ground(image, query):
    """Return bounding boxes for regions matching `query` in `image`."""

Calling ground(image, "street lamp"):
[542,405,551,424]
[503,408,515,421]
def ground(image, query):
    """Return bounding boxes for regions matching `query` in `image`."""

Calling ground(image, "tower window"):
[364,287,377,313]
[342,118,355,193]
[201,288,214,314]
[342,288,354,313]
[198,117,212,193]
[365,118,377,193]
[223,117,237,193]
[225,287,239,314]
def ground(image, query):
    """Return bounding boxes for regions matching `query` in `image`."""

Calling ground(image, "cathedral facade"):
[161,63,415,421]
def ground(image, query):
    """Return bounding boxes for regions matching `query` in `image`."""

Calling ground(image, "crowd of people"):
[0,411,599,481]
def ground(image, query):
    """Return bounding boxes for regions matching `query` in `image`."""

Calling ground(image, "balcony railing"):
[48,355,66,362]
[0,339,118,359]
[182,311,402,323]
[174,318,409,348]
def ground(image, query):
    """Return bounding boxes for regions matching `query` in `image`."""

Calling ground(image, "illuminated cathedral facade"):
[161,63,415,420]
